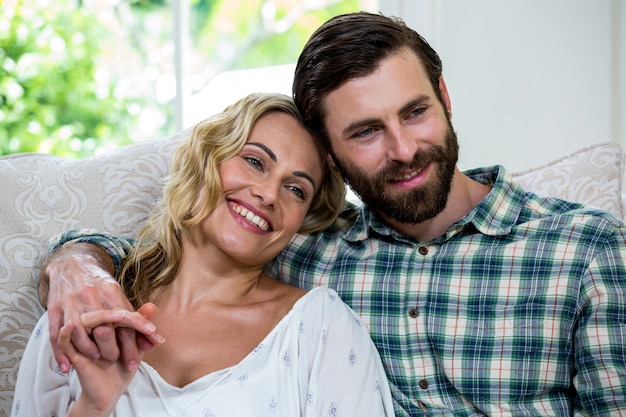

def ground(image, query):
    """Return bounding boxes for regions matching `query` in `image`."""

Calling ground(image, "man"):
[41,12,626,416]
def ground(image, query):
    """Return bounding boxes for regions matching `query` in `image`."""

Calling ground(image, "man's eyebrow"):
[399,95,431,116]
[247,142,276,161]
[341,94,432,137]
[341,117,381,138]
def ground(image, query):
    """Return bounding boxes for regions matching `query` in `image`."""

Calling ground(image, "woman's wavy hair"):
[119,92,346,307]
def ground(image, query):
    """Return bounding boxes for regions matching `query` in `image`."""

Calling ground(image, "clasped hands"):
[45,250,164,374]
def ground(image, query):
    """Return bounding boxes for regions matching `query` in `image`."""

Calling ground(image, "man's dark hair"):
[293,11,444,152]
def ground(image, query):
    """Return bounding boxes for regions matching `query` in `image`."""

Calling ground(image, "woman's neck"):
[152,239,268,308]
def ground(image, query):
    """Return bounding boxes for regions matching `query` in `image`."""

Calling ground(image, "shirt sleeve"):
[11,313,74,417]
[48,229,136,277]
[297,288,396,417]
[574,222,626,415]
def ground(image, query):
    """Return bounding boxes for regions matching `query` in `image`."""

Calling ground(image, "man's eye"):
[409,107,426,118]
[355,127,376,138]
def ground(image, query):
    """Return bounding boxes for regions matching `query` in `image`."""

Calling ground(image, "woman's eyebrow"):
[246,142,316,189]
[294,171,316,189]
[247,142,276,162]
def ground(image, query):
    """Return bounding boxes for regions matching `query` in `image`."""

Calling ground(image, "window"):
[0,0,378,157]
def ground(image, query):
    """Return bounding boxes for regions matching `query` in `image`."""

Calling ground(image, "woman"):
[11,93,395,416]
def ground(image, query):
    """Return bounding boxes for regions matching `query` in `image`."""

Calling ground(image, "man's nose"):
[385,125,417,163]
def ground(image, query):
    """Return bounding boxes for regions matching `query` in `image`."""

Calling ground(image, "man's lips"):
[388,164,431,190]
[231,203,271,231]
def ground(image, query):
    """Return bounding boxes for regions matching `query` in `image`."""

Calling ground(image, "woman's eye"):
[245,156,264,170]
[287,185,306,200]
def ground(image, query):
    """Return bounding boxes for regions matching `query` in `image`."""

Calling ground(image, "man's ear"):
[327,153,337,168]
[438,76,452,119]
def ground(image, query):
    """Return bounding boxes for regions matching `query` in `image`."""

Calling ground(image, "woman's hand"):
[62,304,160,417]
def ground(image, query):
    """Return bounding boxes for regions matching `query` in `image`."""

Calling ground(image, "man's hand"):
[42,242,162,372]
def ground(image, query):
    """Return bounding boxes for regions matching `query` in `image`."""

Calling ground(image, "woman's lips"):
[231,203,271,231]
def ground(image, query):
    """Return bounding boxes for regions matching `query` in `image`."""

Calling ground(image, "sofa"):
[0,134,624,416]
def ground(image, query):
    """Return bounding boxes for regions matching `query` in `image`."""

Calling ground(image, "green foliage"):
[0,1,139,158]
[0,0,372,158]
[194,0,365,72]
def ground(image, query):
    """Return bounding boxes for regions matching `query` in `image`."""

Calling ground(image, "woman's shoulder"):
[295,287,363,325]
[297,286,342,306]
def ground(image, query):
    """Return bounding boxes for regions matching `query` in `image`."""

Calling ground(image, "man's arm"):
[40,241,115,307]
[41,231,161,372]
[575,224,626,415]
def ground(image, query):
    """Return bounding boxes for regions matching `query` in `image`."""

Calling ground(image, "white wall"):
[379,0,625,192]
[191,1,625,191]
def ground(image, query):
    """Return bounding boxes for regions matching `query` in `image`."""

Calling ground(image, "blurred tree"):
[0,0,140,158]
[189,0,363,94]
[0,0,373,158]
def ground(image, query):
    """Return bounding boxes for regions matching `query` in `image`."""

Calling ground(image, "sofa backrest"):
[0,137,623,415]
[0,131,186,414]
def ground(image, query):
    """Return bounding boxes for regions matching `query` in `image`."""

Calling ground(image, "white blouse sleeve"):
[11,313,74,417]
[297,288,395,416]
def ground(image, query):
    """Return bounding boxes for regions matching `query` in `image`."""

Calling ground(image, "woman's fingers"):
[137,303,157,320]
[79,306,164,371]
[80,309,158,337]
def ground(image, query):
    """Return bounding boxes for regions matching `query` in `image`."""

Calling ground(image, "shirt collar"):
[342,165,526,243]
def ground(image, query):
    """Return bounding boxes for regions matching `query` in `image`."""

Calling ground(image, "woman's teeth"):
[233,205,269,231]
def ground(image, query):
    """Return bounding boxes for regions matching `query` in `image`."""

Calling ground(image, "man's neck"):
[380,168,492,242]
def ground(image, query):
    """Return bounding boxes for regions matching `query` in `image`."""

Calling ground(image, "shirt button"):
[418,246,428,255]
[408,308,418,318]
[419,379,429,389]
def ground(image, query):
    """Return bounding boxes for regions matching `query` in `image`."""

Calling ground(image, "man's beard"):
[334,122,459,224]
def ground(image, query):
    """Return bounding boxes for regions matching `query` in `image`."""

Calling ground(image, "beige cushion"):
[512,141,624,219]
[0,137,623,414]
[0,131,184,414]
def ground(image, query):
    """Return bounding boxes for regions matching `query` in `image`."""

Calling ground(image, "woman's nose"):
[251,180,278,207]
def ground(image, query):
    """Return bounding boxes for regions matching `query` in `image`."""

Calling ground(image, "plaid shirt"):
[53,166,626,416]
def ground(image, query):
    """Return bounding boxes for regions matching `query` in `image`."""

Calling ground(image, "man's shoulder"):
[307,202,361,235]
[518,193,626,242]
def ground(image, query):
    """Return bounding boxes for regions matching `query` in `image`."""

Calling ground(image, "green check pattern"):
[53,166,626,416]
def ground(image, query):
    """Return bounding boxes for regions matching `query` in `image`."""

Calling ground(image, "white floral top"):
[12,287,395,417]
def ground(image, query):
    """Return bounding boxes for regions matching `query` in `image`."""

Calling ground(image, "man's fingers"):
[136,333,159,353]
[91,324,121,362]
[69,323,103,360]
[48,306,72,373]
[80,310,158,336]
[117,327,141,371]
[80,308,163,368]
[80,310,135,363]
[58,321,83,367]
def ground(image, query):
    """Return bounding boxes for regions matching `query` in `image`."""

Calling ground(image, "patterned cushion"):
[0,131,184,414]
[512,142,624,220]
[0,137,623,415]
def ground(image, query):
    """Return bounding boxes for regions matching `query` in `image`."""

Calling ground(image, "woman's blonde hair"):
[119,92,345,307]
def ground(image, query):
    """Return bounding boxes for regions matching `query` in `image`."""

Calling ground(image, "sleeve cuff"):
[47,229,136,276]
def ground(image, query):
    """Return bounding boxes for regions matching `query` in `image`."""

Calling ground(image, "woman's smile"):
[230,201,271,232]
